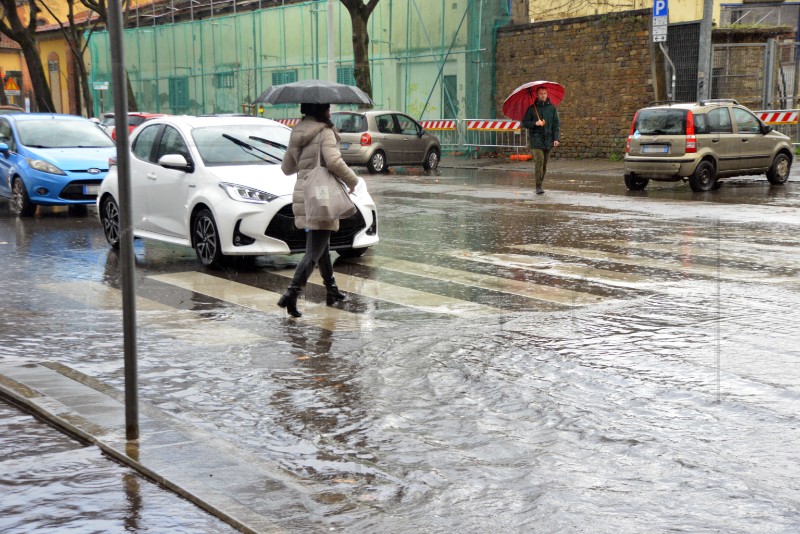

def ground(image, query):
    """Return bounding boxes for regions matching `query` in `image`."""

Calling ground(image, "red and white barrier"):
[756,111,798,125]
[466,120,521,131]
[275,118,301,127]
[419,120,457,130]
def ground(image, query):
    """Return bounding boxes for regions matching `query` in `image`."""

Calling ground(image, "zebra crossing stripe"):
[350,256,606,306]
[274,269,503,316]
[593,239,800,271]
[511,244,793,282]
[148,272,370,332]
[452,251,648,287]
[38,281,263,344]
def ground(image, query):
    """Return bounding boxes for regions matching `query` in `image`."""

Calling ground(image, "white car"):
[97,116,378,267]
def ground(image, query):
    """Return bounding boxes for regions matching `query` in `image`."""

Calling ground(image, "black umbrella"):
[255,79,373,105]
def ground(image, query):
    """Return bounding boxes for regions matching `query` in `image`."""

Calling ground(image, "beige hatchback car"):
[624,100,793,192]
[331,110,441,173]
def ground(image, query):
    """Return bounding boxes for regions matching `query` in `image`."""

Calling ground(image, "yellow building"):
[528,0,739,25]
[1,0,94,114]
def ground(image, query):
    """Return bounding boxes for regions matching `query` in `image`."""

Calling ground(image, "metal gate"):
[712,40,800,110]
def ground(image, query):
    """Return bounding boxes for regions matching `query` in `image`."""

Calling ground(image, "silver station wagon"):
[624,99,793,192]
[331,110,441,173]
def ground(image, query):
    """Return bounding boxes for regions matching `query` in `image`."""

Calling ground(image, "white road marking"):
[39,280,262,344]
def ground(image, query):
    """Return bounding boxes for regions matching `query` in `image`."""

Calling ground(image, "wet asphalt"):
[1,162,799,532]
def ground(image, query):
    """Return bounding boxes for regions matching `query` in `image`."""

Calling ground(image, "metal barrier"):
[419,120,460,147]
[271,117,532,154]
[756,109,800,146]
[275,118,301,127]
[463,119,528,153]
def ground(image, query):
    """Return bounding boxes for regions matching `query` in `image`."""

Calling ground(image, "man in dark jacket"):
[521,87,560,194]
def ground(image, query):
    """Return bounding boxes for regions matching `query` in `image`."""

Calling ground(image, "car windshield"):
[17,119,116,148]
[635,109,687,135]
[332,113,367,133]
[191,124,290,166]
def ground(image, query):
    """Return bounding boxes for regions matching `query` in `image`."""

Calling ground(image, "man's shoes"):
[536,186,545,194]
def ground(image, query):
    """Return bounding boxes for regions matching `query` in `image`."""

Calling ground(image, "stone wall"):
[496,9,656,159]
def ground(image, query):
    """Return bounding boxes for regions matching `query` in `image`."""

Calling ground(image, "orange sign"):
[4,77,19,91]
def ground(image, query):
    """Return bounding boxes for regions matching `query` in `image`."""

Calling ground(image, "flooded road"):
[0,399,236,532]
[1,168,799,532]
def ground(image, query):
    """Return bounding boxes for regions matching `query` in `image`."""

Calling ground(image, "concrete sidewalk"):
[440,155,625,176]
[0,361,334,533]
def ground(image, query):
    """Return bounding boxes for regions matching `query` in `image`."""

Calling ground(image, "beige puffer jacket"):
[281,117,360,231]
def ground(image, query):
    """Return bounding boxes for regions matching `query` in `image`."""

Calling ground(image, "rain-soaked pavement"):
[1,165,800,532]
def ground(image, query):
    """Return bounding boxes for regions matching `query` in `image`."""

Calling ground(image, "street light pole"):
[107,0,139,441]
[697,0,714,101]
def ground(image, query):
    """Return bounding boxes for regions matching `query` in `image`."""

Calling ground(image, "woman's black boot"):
[325,278,346,306]
[277,286,302,317]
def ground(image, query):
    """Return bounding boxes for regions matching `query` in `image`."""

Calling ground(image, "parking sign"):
[654,0,668,18]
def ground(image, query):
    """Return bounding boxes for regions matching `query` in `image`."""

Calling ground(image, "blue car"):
[0,113,116,216]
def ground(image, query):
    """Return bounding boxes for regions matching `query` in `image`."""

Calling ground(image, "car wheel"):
[423,148,440,170]
[338,247,368,258]
[367,150,386,174]
[11,177,35,217]
[100,196,121,249]
[193,208,224,268]
[689,160,716,192]
[624,173,649,191]
[767,152,791,185]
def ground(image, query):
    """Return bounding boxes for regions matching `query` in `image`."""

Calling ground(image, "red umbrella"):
[501,81,565,121]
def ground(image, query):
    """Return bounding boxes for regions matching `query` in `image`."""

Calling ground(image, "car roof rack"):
[646,100,679,106]
[699,98,739,105]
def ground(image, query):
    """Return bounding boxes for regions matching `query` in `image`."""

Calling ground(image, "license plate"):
[642,145,669,154]
[83,185,100,195]
[340,142,350,150]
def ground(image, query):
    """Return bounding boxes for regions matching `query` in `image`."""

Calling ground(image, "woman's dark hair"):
[300,103,333,127]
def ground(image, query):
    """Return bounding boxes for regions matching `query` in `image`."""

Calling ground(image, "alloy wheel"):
[101,198,121,248]
[195,215,218,266]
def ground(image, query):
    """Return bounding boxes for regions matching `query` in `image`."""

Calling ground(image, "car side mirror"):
[418,128,425,138]
[762,123,773,134]
[159,154,193,172]
[0,142,9,157]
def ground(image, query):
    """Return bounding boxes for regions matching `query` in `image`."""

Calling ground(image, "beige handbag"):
[303,134,357,223]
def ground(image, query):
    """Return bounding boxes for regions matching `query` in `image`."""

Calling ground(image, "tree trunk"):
[0,76,8,106]
[350,12,372,104]
[126,72,138,111]
[19,36,56,112]
[341,0,380,109]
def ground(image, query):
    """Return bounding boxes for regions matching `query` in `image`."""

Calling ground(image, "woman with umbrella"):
[503,81,563,194]
[277,101,361,318]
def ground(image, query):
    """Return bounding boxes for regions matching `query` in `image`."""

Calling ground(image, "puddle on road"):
[0,400,236,533]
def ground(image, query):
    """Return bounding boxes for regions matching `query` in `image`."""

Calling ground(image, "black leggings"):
[291,230,334,288]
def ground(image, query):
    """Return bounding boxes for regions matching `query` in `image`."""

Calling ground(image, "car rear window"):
[634,109,687,135]
[129,116,147,126]
[332,113,367,133]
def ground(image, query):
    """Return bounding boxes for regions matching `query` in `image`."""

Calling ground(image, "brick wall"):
[496,9,656,158]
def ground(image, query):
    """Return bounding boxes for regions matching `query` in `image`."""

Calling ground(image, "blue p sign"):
[654,0,668,17]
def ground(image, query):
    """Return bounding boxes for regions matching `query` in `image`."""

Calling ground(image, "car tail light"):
[626,111,638,153]
[685,111,696,153]
[109,157,117,167]
[360,133,372,146]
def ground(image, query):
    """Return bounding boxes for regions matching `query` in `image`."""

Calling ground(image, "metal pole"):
[107,0,139,441]
[697,0,714,100]
[660,42,676,101]
[327,0,336,83]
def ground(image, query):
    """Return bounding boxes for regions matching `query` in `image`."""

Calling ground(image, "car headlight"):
[219,182,278,203]
[27,158,66,175]
[352,177,368,197]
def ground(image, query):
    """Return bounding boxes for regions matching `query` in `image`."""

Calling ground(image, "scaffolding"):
[87,0,508,121]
